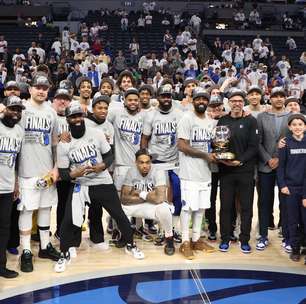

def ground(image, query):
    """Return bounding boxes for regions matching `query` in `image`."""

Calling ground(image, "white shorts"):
[113,166,130,191]
[122,202,168,220]
[17,177,58,211]
[181,179,211,211]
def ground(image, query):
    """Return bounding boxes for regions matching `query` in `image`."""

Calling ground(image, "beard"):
[159,101,172,113]
[69,120,85,138]
[1,115,21,128]
[194,104,207,114]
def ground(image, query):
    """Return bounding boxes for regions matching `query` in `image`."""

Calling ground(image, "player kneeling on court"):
[55,102,144,272]
[121,149,175,255]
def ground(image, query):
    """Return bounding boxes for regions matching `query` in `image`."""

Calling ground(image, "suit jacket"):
[257,111,290,173]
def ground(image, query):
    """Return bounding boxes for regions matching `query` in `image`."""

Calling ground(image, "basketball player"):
[177,87,216,259]
[18,75,60,273]
[55,102,144,272]
[0,96,24,278]
[52,89,72,239]
[121,149,175,255]
[141,84,183,243]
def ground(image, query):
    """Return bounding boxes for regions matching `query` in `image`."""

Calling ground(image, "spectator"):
[129,37,140,67]
[286,37,297,51]
[190,14,201,36]
[121,15,129,31]
[137,15,145,30]
[79,37,90,52]
[277,55,291,78]
[221,45,233,63]
[145,13,153,31]
[163,30,173,51]
[113,50,127,74]
[51,37,62,57]
[184,52,198,70]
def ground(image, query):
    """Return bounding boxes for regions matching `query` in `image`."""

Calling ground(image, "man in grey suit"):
[256,87,290,251]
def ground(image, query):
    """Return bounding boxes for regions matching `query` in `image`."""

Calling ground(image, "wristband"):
[139,191,148,201]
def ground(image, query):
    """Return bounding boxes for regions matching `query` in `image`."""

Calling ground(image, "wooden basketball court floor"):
[1,193,305,302]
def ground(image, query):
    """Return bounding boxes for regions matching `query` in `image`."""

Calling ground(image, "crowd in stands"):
[0,3,305,280]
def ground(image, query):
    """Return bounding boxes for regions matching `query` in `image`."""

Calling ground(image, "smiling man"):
[217,88,259,254]
[0,96,24,278]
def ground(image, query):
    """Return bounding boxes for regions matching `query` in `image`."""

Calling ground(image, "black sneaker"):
[208,232,217,241]
[164,237,175,256]
[111,228,121,242]
[115,238,127,248]
[154,234,165,246]
[20,250,33,273]
[0,267,19,279]
[146,223,158,235]
[38,243,61,261]
[138,226,153,242]
[290,248,301,262]
[173,230,182,243]
[301,247,306,255]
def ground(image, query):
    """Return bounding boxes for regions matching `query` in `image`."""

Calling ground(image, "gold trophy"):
[36,173,54,190]
[212,126,235,160]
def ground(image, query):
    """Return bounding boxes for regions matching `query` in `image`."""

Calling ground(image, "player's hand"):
[49,167,59,183]
[278,137,286,149]
[71,165,94,178]
[302,199,306,208]
[60,132,71,143]
[206,153,217,163]
[268,158,279,170]
[281,187,290,195]
[91,163,106,173]
[219,160,241,166]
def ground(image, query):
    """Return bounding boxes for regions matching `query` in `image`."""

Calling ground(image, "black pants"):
[205,172,219,234]
[286,190,306,250]
[258,171,288,239]
[56,180,72,235]
[88,198,104,243]
[0,193,13,269]
[220,172,254,243]
[60,183,133,252]
[7,199,20,248]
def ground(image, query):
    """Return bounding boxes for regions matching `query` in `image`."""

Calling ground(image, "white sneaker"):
[68,247,77,258]
[54,254,70,273]
[125,244,145,260]
[89,241,109,251]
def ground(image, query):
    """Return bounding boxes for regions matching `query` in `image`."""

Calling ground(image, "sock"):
[172,215,180,231]
[20,234,31,252]
[39,229,50,249]
[192,209,205,242]
[180,210,191,242]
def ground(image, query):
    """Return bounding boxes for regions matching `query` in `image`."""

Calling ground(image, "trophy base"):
[215,152,235,160]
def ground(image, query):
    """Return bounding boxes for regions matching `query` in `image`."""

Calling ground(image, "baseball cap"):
[65,101,84,117]
[270,87,286,98]
[157,84,173,96]
[288,113,306,125]
[124,88,139,98]
[31,75,50,87]
[6,96,25,109]
[285,96,299,106]
[209,95,223,106]
[247,85,263,95]
[183,78,198,88]
[192,87,210,100]
[59,80,73,90]
[227,88,246,100]
[92,95,110,108]
[4,81,20,90]
[54,89,71,100]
